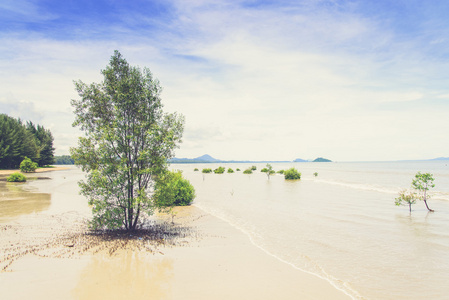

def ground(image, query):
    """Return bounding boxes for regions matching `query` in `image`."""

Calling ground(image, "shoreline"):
[195,203,357,299]
[157,206,353,300]
[1,207,352,300]
[0,167,352,299]
[0,166,70,176]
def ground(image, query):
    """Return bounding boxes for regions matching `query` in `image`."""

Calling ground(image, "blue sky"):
[1,0,449,161]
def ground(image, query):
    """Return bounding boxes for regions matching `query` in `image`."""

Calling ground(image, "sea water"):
[174,161,449,300]
[3,162,448,299]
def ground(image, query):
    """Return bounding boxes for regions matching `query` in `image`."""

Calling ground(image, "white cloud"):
[1,1,449,161]
[436,93,449,99]
[0,93,43,122]
[0,0,56,22]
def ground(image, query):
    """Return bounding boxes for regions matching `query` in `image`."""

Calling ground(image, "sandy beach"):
[0,167,351,300]
[0,166,70,176]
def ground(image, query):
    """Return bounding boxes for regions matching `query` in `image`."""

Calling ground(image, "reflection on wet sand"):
[0,168,196,299]
[74,250,173,299]
[0,179,51,221]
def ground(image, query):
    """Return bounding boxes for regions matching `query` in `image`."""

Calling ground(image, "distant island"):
[294,157,332,162]
[170,154,221,163]
[312,157,332,162]
[293,158,308,162]
[170,154,333,164]
[169,154,289,164]
[51,154,448,165]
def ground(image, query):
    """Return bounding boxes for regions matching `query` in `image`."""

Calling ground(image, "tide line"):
[193,203,364,300]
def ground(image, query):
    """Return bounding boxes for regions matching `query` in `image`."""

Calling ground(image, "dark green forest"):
[54,155,74,165]
[0,114,55,169]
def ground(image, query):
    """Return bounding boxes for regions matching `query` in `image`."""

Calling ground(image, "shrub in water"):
[284,168,301,180]
[7,172,27,182]
[243,168,253,174]
[19,157,38,173]
[214,166,225,174]
[154,170,196,207]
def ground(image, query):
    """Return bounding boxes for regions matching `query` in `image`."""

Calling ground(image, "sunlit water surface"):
[2,162,449,299]
[174,161,449,300]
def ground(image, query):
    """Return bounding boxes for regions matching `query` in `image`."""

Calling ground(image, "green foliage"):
[26,122,55,166]
[261,163,275,179]
[411,172,435,212]
[313,172,318,177]
[284,168,301,180]
[153,170,196,209]
[0,114,53,169]
[70,51,184,231]
[202,168,212,173]
[194,168,199,171]
[243,168,253,174]
[6,172,27,182]
[227,168,234,173]
[54,155,75,165]
[251,165,257,170]
[395,189,417,213]
[19,157,38,172]
[236,168,240,171]
[214,166,225,174]
[277,170,284,174]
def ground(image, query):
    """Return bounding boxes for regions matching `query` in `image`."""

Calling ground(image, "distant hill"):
[169,154,221,163]
[170,155,449,164]
[313,157,332,162]
[293,158,309,162]
[195,154,221,162]
[169,154,289,164]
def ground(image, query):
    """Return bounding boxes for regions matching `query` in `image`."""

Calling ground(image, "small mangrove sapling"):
[395,190,417,213]
[412,172,435,212]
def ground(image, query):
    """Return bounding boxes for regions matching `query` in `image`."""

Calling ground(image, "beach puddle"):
[0,179,51,221]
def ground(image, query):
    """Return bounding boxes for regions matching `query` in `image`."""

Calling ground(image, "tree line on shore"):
[0,114,55,169]
[54,155,75,165]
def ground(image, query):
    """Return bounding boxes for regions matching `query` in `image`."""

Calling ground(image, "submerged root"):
[0,214,201,272]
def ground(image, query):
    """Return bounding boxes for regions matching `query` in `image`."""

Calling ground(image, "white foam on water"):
[194,202,364,300]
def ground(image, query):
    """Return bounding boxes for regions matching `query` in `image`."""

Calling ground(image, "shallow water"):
[2,163,448,299]
[174,161,449,300]
[0,167,184,300]
[0,168,90,222]
[0,179,51,221]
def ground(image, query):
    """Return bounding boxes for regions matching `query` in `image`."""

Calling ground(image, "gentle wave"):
[310,178,401,195]
[194,202,363,300]
[182,162,449,299]
[308,178,449,201]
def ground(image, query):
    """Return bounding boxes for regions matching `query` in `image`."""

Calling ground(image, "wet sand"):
[152,208,352,300]
[0,168,351,300]
[0,166,69,175]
